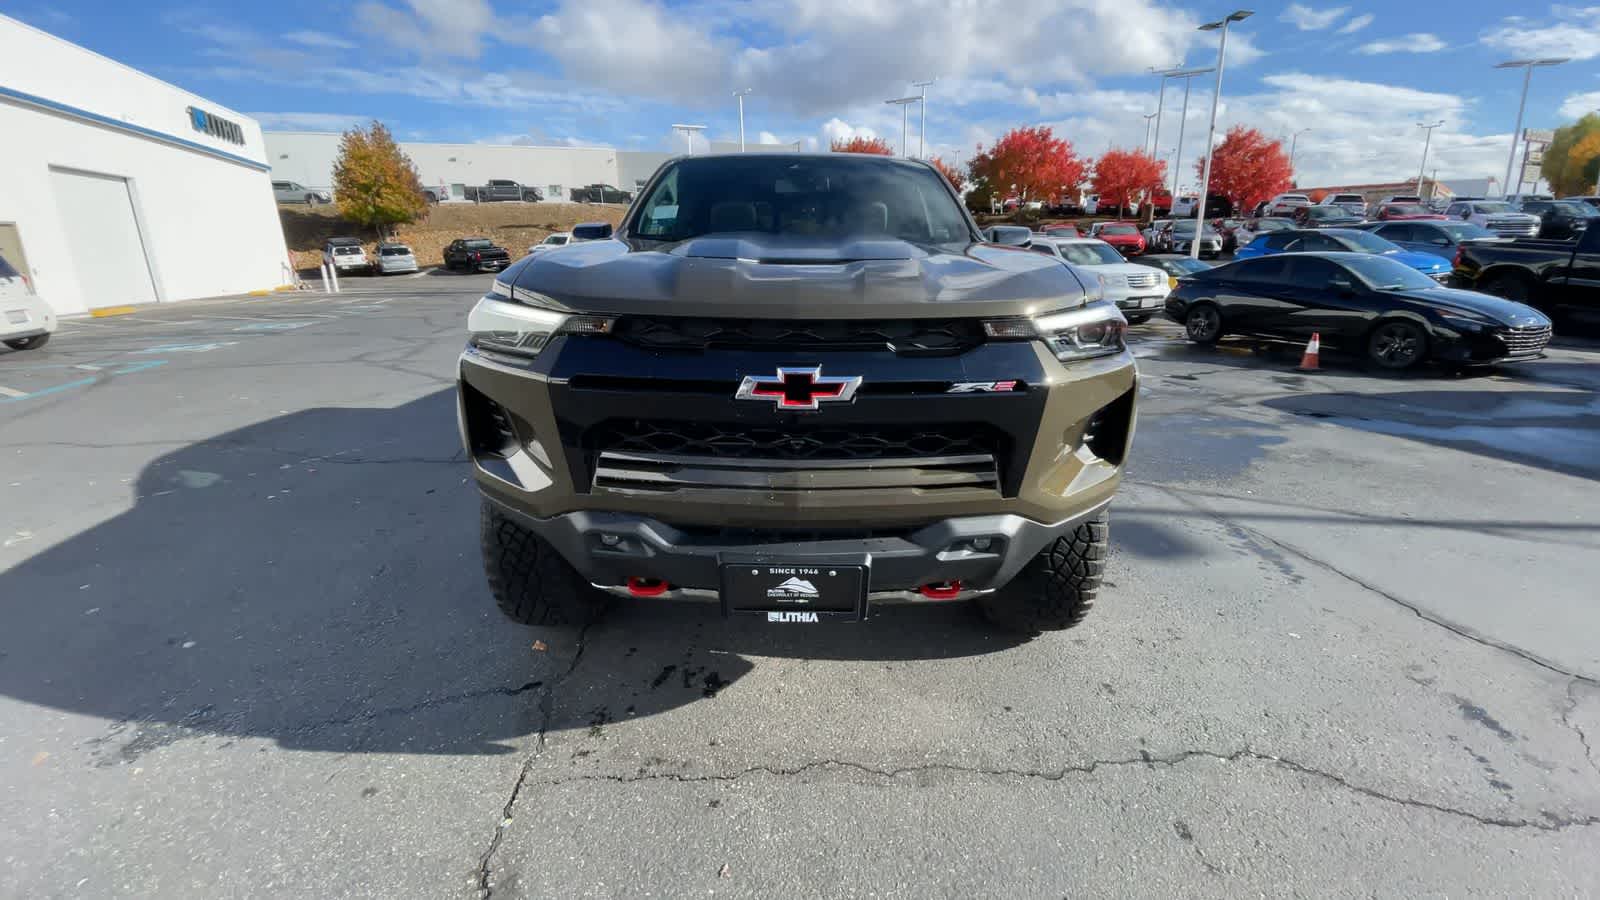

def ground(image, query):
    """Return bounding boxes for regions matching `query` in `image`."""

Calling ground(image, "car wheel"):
[480,501,609,627]
[305,194,319,206]
[1481,274,1532,304]
[1367,320,1428,370]
[978,512,1107,633]
[3,333,50,351]
[1184,303,1224,345]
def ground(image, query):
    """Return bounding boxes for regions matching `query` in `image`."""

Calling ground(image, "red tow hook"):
[918,580,963,600]
[626,577,669,598]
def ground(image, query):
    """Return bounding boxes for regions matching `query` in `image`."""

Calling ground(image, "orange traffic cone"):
[1297,333,1321,371]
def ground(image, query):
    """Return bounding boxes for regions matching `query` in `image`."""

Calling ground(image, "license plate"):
[1141,297,1163,308]
[5,310,27,325]
[721,563,866,620]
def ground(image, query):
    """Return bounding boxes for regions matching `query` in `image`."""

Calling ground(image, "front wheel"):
[1367,320,1428,370]
[480,502,609,627]
[1185,304,1223,345]
[3,333,50,351]
[978,513,1108,633]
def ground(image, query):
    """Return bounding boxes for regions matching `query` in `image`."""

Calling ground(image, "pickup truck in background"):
[469,180,543,202]
[568,183,633,204]
[1453,223,1600,320]
[443,237,512,272]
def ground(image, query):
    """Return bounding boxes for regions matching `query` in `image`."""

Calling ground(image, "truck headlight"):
[467,284,612,360]
[983,302,1127,363]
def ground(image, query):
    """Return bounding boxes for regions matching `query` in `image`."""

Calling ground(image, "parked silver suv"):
[272,181,331,205]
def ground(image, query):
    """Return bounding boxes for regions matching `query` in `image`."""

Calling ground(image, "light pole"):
[733,89,752,151]
[671,123,706,155]
[885,96,919,157]
[913,79,935,158]
[1415,120,1443,198]
[1191,9,1253,260]
[1494,58,1567,197]
[1288,127,1310,175]
[1148,64,1180,180]
[1142,112,1158,156]
[1156,67,1214,210]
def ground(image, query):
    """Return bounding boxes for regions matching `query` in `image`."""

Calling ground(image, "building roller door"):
[49,167,158,308]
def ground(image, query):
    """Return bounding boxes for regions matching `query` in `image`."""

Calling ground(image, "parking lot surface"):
[2,274,1599,897]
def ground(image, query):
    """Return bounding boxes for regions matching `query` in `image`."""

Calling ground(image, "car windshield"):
[1257,219,1292,231]
[1385,204,1429,216]
[1553,200,1593,215]
[464,239,495,249]
[333,246,361,255]
[545,236,568,245]
[1440,223,1496,241]
[379,246,412,256]
[1472,202,1512,213]
[1101,224,1137,235]
[1059,242,1125,265]
[1170,222,1217,236]
[630,155,971,245]
[1342,254,1439,291]
[1331,230,1402,253]
[1306,207,1346,219]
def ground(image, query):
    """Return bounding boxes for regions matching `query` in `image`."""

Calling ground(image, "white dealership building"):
[0,15,292,317]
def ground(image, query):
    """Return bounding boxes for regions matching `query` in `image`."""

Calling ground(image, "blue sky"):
[8,1,1600,188]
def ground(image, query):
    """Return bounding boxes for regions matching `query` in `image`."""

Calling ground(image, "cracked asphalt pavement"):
[2,274,1599,897]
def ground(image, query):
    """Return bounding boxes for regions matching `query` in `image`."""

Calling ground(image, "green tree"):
[1540,114,1600,197]
[332,121,427,237]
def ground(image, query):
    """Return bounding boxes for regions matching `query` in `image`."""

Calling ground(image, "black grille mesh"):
[589,420,1003,461]
[610,317,985,354]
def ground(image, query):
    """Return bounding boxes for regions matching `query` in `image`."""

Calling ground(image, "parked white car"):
[0,249,55,351]
[272,180,331,205]
[1144,219,1173,250]
[1170,195,1199,218]
[1026,236,1170,323]
[528,232,573,255]
[374,243,419,275]
[1442,200,1540,238]
[323,238,370,275]
[1265,193,1312,216]
[1319,192,1368,216]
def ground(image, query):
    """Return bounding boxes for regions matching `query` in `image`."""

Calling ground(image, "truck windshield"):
[630,156,972,246]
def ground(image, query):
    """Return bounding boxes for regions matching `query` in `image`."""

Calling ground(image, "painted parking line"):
[0,360,168,404]
[0,385,26,398]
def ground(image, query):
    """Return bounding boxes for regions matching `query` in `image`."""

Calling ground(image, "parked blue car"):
[1350,220,1502,260]
[1233,227,1452,280]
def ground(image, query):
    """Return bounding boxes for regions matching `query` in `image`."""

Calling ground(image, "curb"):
[89,305,138,318]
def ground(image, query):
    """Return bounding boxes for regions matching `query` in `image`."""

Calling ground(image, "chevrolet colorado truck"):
[1454,224,1600,320]
[458,153,1138,632]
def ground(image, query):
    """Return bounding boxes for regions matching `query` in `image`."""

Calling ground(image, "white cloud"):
[820,117,879,148]
[1560,91,1600,119]
[529,0,730,102]
[282,30,356,50]
[1482,6,1600,61]
[354,0,494,58]
[1358,33,1447,55]
[757,131,783,144]
[1338,13,1374,34]
[1281,4,1349,30]
[248,111,368,131]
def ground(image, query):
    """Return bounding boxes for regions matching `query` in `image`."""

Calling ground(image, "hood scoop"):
[675,234,923,264]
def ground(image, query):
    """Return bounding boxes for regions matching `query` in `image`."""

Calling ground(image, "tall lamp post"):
[733,89,752,152]
[1494,58,1567,198]
[1142,112,1158,156]
[1415,120,1444,198]
[1190,9,1253,260]
[1288,127,1310,175]
[885,96,919,157]
[671,124,706,155]
[1153,66,1215,211]
[913,79,935,158]
[1147,64,1181,182]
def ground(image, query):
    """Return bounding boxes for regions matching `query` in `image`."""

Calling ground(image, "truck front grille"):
[609,317,985,355]
[1486,218,1538,237]
[1124,271,1161,289]
[1496,324,1552,355]
[588,420,1003,494]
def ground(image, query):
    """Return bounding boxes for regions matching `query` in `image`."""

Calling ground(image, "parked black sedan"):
[1165,252,1553,370]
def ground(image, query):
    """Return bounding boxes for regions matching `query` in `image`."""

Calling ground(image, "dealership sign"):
[187,106,244,146]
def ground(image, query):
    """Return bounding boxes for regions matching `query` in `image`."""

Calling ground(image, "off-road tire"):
[480,501,608,626]
[978,512,1107,633]
[1480,273,1532,304]
[3,333,50,351]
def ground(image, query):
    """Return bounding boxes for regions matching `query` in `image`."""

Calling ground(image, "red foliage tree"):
[968,126,1086,206]
[1197,126,1294,214]
[928,156,966,191]
[831,135,895,155]
[1091,150,1166,217]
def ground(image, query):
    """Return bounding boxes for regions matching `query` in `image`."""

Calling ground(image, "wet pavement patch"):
[1127,413,1288,482]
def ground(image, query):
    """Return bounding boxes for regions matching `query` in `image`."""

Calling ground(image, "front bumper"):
[486,495,1110,603]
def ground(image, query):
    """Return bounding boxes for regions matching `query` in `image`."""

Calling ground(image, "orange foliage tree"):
[1091,150,1166,216]
[831,135,895,155]
[1197,126,1294,214]
[968,126,1086,205]
[928,156,966,191]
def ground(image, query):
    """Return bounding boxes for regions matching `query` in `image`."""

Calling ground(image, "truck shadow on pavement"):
[0,389,1061,760]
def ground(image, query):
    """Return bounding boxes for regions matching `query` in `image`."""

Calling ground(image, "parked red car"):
[1375,203,1446,221]
[1090,221,1146,255]
[1040,223,1082,238]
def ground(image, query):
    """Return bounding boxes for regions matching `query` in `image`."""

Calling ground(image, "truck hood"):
[506,234,1090,319]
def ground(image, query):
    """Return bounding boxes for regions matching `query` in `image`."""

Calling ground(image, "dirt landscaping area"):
[278,202,627,271]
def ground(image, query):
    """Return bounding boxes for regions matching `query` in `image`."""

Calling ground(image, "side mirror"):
[572,222,614,240]
[986,225,1033,247]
